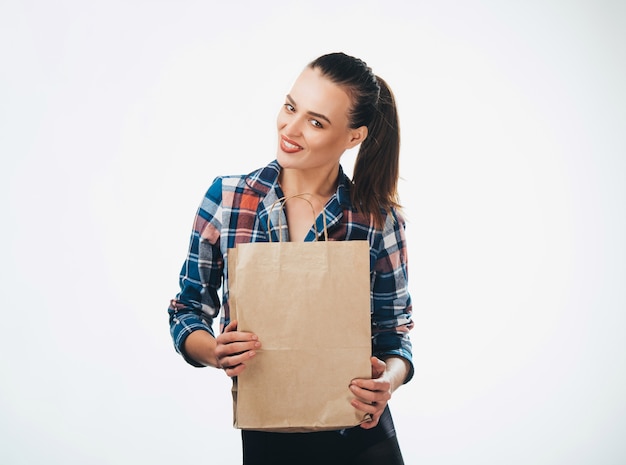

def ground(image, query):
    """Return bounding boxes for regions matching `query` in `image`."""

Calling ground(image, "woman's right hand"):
[215,320,261,377]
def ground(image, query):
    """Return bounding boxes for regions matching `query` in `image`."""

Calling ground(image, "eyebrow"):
[286,94,332,126]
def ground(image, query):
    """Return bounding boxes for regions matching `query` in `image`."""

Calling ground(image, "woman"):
[168,52,414,464]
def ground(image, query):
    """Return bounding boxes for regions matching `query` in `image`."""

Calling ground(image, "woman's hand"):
[349,356,410,429]
[215,320,261,377]
[349,357,391,429]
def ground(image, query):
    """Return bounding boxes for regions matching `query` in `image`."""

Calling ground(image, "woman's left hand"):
[349,356,392,429]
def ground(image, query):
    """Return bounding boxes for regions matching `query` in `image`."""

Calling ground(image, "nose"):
[279,113,304,137]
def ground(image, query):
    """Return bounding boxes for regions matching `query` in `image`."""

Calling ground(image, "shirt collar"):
[245,160,352,206]
[244,159,282,196]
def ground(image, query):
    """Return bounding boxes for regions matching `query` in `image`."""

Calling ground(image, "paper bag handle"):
[268,194,329,242]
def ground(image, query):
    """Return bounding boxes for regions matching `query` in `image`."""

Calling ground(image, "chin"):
[276,151,301,169]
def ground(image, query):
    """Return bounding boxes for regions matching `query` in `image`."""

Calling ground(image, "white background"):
[1,1,624,464]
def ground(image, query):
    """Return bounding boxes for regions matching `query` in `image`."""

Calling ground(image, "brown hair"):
[309,52,401,228]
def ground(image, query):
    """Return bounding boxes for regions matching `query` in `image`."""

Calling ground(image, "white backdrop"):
[1,1,624,464]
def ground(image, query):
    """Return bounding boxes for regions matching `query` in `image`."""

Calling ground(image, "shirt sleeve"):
[370,208,415,383]
[168,178,224,367]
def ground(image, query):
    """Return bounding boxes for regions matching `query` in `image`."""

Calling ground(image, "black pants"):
[241,406,404,465]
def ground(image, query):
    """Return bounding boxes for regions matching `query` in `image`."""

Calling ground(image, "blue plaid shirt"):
[168,160,414,381]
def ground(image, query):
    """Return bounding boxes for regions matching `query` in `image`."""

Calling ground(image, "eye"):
[284,103,295,112]
[310,119,323,129]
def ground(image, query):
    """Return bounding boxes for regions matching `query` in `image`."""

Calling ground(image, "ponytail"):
[351,76,400,228]
[309,53,401,229]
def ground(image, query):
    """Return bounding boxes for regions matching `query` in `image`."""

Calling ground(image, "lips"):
[279,135,303,153]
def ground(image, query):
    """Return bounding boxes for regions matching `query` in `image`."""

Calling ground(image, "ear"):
[346,126,368,149]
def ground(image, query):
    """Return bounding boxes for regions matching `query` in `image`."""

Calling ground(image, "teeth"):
[283,139,300,149]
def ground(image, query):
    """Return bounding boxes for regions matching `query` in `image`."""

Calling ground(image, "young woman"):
[168,52,414,465]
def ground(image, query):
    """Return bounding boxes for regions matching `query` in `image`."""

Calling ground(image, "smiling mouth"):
[280,136,303,153]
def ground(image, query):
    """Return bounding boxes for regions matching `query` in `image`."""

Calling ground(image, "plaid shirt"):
[168,160,414,381]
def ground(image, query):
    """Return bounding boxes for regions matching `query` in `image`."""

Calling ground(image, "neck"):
[278,164,340,199]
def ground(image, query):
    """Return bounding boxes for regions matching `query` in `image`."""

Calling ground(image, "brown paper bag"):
[228,197,372,432]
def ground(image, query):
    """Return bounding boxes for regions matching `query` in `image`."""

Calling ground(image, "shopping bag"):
[229,195,372,432]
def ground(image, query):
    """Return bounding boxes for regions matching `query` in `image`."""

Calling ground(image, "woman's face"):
[276,67,366,172]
